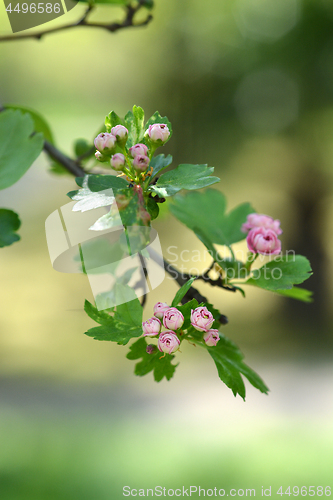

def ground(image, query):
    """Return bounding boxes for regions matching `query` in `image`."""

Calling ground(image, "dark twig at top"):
[0,0,153,42]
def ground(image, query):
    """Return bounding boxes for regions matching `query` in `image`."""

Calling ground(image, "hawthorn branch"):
[43,140,86,177]
[162,259,229,325]
[138,252,149,308]
[0,0,153,42]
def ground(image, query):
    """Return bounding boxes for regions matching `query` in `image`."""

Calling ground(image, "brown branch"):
[138,252,149,308]
[0,1,153,42]
[43,140,86,177]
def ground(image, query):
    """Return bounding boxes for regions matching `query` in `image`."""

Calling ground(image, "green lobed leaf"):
[170,189,255,247]
[124,110,135,148]
[85,323,141,345]
[144,111,173,145]
[149,164,220,198]
[0,109,43,190]
[149,154,173,179]
[193,227,244,274]
[146,197,159,221]
[105,111,124,133]
[74,174,129,192]
[84,300,113,325]
[6,104,54,144]
[171,277,197,306]
[113,284,143,327]
[207,334,269,400]
[132,105,145,145]
[70,186,115,213]
[85,285,143,345]
[273,286,313,302]
[246,255,312,291]
[0,209,21,248]
[74,138,93,158]
[176,298,199,330]
[67,175,130,214]
[88,210,119,231]
[126,337,178,382]
[115,189,147,227]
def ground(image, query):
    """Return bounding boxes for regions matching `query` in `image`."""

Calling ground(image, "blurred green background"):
[0,0,332,498]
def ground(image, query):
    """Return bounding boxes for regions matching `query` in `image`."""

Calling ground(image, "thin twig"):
[195,273,237,293]
[138,252,149,308]
[0,1,153,42]
[162,258,209,305]
[44,140,86,177]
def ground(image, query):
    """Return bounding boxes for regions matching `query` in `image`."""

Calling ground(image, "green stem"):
[78,244,87,275]
[245,252,258,272]
[228,245,236,261]
[124,226,132,256]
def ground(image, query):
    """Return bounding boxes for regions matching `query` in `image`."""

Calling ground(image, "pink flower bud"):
[163,308,184,331]
[94,133,117,155]
[153,302,170,320]
[142,317,161,336]
[133,154,150,172]
[147,124,170,143]
[110,153,126,171]
[129,143,149,158]
[95,151,108,162]
[203,329,220,347]
[111,125,128,147]
[241,213,282,235]
[191,307,214,332]
[146,344,157,354]
[158,331,180,354]
[246,227,281,255]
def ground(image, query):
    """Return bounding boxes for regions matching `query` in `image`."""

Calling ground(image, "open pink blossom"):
[242,213,282,235]
[153,302,170,320]
[246,227,281,255]
[129,143,149,158]
[203,329,220,347]
[163,308,184,331]
[191,306,214,332]
[142,317,161,336]
[158,331,180,354]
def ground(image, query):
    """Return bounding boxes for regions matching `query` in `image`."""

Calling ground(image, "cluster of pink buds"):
[94,123,170,177]
[142,302,183,354]
[242,213,282,256]
[94,125,129,168]
[142,302,220,353]
[191,306,220,346]
[129,143,150,173]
